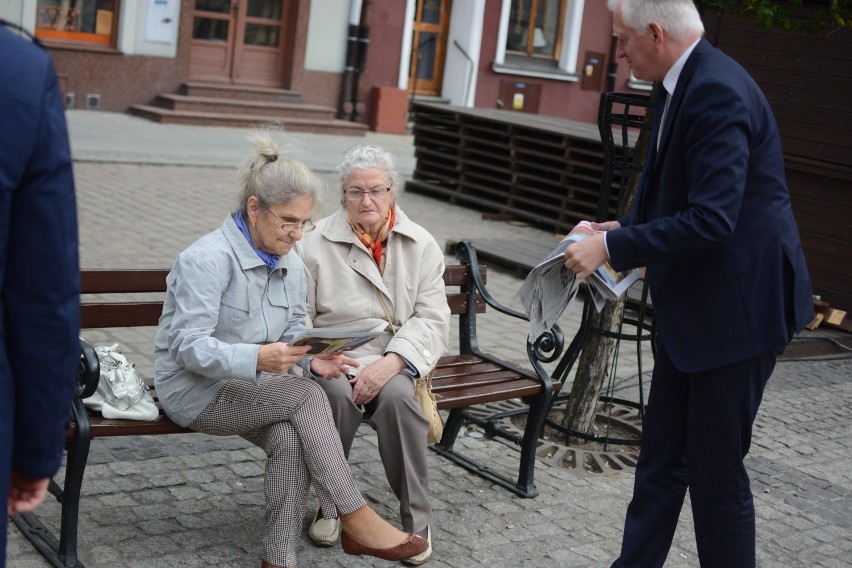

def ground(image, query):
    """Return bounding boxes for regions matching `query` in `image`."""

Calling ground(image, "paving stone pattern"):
[6,112,851,567]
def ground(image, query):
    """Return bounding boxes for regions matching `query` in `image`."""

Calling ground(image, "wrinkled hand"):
[350,353,405,405]
[589,220,621,232]
[310,353,360,379]
[8,471,50,515]
[257,342,311,374]
[564,221,620,279]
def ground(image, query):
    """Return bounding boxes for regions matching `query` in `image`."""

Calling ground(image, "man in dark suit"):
[1,22,80,566]
[564,1,814,566]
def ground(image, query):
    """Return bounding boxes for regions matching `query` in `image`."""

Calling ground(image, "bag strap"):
[374,285,437,387]
[374,285,398,335]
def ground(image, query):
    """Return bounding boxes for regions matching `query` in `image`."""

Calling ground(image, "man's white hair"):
[608,0,705,42]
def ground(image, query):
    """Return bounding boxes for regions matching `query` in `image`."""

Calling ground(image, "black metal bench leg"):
[435,408,465,450]
[515,392,552,498]
[58,404,91,568]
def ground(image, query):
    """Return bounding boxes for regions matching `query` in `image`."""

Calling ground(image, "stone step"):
[127,105,368,136]
[181,81,302,104]
[156,94,336,120]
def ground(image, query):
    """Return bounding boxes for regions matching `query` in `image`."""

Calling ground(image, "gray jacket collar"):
[221,214,301,274]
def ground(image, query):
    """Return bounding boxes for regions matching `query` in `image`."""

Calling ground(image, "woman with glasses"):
[153,132,428,568]
[298,144,450,566]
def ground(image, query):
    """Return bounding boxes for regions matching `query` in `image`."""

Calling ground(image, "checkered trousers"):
[189,373,366,567]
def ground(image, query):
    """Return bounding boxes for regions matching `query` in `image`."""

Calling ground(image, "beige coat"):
[297,206,450,377]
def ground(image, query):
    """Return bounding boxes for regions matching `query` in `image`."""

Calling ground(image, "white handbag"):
[83,343,159,421]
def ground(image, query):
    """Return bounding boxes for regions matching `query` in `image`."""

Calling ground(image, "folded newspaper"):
[516,221,641,341]
[290,326,388,355]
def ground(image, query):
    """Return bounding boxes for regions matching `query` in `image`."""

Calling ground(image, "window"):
[505,0,566,60]
[494,0,585,80]
[35,0,118,46]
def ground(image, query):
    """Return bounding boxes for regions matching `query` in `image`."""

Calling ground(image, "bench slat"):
[435,381,545,409]
[68,414,191,438]
[81,269,170,294]
[81,302,164,328]
[442,264,486,287]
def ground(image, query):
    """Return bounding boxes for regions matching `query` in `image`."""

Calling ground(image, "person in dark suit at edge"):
[1,21,80,567]
[562,1,814,566]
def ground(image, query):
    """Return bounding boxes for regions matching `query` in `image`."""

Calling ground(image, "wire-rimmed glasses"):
[265,208,316,233]
[343,187,391,201]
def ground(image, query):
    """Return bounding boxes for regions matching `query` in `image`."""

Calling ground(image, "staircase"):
[129,82,367,136]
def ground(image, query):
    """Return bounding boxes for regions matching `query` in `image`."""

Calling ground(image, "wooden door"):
[408,0,452,95]
[189,0,294,87]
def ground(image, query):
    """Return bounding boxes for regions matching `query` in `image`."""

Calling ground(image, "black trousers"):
[612,339,777,568]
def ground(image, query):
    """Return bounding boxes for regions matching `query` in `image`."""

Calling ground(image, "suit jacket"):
[607,38,813,373]
[0,25,80,538]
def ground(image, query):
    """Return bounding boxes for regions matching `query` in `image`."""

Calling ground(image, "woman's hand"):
[257,342,311,374]
[350,353,405,405]
[311,353,360,379]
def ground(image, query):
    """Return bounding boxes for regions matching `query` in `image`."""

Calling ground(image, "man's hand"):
[349,353,405,405]
[7,471,50,515]
[564,220,621,279]
[310,353,360,379]
[257,342,312,374]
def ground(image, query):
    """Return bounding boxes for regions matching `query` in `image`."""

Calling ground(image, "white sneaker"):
[308,510,340,547]
[403,526,432,565]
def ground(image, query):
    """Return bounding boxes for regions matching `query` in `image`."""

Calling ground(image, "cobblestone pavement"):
[6,112,851,567]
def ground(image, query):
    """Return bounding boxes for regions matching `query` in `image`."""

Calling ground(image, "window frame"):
[34,0,120,48]
[505,0,567,60]
[494,0,586,81]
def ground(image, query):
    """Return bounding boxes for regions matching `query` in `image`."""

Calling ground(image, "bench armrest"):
[454,240,565,366]
[77,338,100,399]
[454,240,527,321]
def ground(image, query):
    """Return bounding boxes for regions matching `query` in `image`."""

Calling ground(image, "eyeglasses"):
[265,208,315,233]
[344,187,391,201]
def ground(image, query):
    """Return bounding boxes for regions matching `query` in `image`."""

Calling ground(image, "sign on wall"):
[144,0,179,44]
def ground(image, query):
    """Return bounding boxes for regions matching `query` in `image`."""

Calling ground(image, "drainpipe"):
[337,0,363,119]
[349,0,372,122]
[606,32,618,93]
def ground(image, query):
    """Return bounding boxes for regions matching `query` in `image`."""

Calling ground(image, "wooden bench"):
[12,240,564,568]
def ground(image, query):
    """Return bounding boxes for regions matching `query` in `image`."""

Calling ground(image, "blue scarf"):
[233,211,278,273]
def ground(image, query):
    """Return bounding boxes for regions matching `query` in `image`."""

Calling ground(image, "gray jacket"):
[154,215,309,427]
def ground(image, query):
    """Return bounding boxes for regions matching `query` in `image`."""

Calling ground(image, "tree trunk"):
[560,89,657,441]
[561,296,626,440]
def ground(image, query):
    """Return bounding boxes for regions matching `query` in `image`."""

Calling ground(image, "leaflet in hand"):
[289,327,388,355]
[516,221,641,341]
[566,222,641,302]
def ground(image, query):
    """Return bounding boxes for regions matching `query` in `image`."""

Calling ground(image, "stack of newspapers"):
[516,221,641,341]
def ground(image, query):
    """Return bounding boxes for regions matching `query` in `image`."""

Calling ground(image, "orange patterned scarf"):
[350,208,396,273]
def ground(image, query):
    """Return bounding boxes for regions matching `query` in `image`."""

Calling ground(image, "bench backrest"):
[80,265,486,329]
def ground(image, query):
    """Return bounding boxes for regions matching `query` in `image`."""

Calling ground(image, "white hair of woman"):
[335,143,403,205]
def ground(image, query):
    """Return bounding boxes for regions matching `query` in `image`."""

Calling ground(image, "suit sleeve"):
[607,79,752,272]
[6,53,80,479]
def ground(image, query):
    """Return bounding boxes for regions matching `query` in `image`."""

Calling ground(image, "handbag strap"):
[374,285,436,387]
[374,285,398,335]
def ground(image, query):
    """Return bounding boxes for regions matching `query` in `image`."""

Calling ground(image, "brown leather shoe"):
[341,531,429,561]
[260,560,291,568]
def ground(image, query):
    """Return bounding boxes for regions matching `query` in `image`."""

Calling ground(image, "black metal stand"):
[544,92,656,449]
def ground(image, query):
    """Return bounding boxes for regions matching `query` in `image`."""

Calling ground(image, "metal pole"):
[337,0,363,119]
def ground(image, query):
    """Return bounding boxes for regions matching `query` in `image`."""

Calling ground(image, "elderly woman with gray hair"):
[154,133,428,568]
[298,143,450,565]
